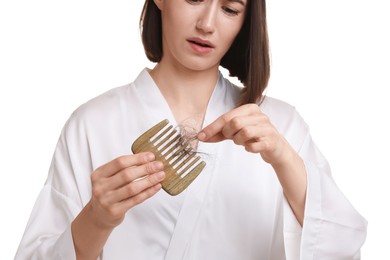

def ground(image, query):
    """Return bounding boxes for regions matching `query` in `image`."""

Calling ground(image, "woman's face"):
[154,0,247,72]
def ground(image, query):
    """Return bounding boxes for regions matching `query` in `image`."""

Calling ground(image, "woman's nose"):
[196,5,217,34]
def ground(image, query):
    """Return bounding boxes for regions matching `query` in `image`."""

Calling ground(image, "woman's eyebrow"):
[227,0,246,6]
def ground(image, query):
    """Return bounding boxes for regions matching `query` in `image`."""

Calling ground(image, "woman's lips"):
[187,37,215,54]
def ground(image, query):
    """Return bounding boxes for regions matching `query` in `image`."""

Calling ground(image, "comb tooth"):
[169,141,194,165]
[153,125,173,146]
[159,134,180,155]
[175,152,197,172]
[131,119,169,154]
[156,130,177,153]
[170,151,190,170]
[155,129,177,153]
[180,159,205,179]
[163,159,206,193]
[168,141,188,161]
[164,138,186,160]
[163,143,193,180]
[178,155,200,174]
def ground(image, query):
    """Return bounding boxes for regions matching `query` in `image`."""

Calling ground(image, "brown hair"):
[140,0,270,105]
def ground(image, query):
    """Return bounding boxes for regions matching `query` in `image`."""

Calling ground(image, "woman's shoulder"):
[70,84,133,122]
[260,96,297,116]
[69,68,155,122]
[260,96,309,146]
[261,95,306,125]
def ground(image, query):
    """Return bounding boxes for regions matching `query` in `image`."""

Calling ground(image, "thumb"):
[197,131,226,143]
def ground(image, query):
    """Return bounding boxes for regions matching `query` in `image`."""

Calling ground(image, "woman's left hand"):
[198,104,292,167]
[198,104,307,225]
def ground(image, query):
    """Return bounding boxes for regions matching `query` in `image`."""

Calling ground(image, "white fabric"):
[15,69,367,260]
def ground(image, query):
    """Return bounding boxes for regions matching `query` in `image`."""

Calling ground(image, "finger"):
[198,131,226,143]
[244,139,272,153]
[113,171,165,202]
[119,183,162,210]
[102,160,164,192]
[93,181,163,223]
[198,104,261,142]
[221,114,263,140]
[232,125,262,145]
[197,115,228,143]
[95,152,156,178]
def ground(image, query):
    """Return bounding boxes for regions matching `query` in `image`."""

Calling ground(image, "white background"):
[1,0,389,259]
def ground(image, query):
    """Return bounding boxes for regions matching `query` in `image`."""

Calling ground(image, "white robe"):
[15,69,367,260]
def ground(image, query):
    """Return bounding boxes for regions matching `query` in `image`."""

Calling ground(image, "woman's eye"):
[186,0,203,4]
[222,6,239,16]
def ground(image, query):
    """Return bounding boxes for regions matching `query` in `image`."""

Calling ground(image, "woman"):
[16,0,367,259]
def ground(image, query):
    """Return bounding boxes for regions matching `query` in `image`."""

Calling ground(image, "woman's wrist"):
[268,145,307,225]
[71,201,115,260]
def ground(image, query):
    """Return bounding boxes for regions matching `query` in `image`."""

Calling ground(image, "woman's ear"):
[153,0,163,10]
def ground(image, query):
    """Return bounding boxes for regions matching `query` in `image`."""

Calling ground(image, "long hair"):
[140,0,270,106]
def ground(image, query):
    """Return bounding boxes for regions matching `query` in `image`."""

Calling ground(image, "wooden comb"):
[131,119,206,196]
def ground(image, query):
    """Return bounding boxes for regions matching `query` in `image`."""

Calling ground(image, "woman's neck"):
[149,62,219,125]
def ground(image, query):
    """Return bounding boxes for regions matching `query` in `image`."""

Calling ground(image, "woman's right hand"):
[88,152,165,229]
[72,152,165,259]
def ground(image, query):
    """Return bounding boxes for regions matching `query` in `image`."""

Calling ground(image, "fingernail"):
[198,132,206,141]
[145,153,155,162]
[154,183,162,191]
[156,171,165,180]
[153,161,164,171]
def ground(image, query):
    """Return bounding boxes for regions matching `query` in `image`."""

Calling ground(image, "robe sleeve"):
[14,185,79,259]
[283,122,368,259]
[15,114,92,260]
